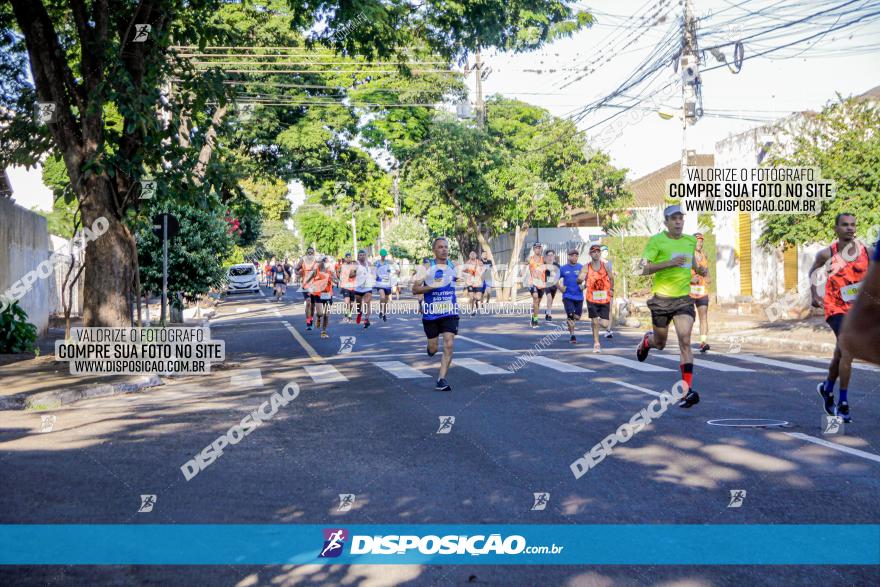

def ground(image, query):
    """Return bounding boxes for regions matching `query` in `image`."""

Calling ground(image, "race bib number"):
[841,282,862,302]
[320,293,332,301]
[690,285,706,296]
[592,290,608,302]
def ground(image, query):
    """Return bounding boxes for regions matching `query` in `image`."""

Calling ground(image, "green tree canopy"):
[760,96,880,247]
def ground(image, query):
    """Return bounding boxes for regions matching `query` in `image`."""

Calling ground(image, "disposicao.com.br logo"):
[318,529,563,558]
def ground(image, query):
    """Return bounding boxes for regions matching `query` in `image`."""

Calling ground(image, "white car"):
[225,263,261,293]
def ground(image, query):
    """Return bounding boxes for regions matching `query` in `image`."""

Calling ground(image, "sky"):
[470,0,880,177]
[7,0,880,211]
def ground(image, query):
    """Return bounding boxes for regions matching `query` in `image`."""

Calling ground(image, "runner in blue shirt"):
[556,248,585,344]
[412,237,459,392]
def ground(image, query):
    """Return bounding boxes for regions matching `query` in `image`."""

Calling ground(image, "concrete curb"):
[0,374,164,411]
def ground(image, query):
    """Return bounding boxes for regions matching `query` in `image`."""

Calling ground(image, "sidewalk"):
[0,308,216,411]
[621,301,837,354]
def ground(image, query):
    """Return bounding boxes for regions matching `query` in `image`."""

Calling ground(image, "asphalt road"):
[2,286,879,586]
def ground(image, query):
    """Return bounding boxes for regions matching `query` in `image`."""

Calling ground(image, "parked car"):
[225,263,261,293]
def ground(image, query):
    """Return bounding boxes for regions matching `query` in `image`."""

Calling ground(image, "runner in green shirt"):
[635,205,708,408]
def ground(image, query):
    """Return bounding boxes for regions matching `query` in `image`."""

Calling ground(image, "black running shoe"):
[363,320,371,329]
[570,335,577,344]
[699,343,710,353]
[435,378,451,392]
[636,331,652,362]
[817,382,835,416]
[836,401,852,423]
[306,324,312,331]
[545,314,552,321]
[382,313,387,322]
[678,390,700,408]
[427,345,438,357]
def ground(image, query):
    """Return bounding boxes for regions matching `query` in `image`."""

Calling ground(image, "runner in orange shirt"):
[463,251,484,316]
[295,247,318,330]
[527,242,546,328]
[809,213,875,423]
[304,256,338,339]
[581,244,614,353]
[690,233,711,353]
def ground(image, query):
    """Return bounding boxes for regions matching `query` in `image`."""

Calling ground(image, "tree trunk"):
[503,225,528,302]
[80,176,136,327]
[474,223,494,261]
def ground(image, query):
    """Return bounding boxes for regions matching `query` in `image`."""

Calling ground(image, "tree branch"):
[192,103,229,185]
[10,0,85,174]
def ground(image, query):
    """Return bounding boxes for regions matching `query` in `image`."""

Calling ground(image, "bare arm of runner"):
[412,280,435,295]
[606,262,615,294]
[691,254,708,277]
[839,248,880,366]
[808,247,832,307]
[639,257,687,275]
[303,268,316,286]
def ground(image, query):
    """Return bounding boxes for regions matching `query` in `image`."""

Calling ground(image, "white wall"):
[0,199,50,335]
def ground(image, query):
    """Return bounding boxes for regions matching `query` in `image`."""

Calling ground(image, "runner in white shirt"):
[351,249,376,329]
[374,249,395,322]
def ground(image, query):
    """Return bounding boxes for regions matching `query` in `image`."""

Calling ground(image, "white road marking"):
[730,354,826,373]
[798,356,880,372]
[259,289,265,297]
[271,309,282,318]
[236,308,249,314]
[455,334,509,352]
[590,354,674,372]
[374,361,431,379]
[518,356,594,373]
[281,320,322,362]
[656,353,754,372]
[454,357,512,375]
[230,368,263,388]
[609,380,670,398]
[303,364,348,383]
[785,432,880,464]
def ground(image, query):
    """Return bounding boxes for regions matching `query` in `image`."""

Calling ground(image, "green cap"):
[380,249,388,256]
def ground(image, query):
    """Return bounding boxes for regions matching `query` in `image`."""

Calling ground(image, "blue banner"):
[1,525,878,565]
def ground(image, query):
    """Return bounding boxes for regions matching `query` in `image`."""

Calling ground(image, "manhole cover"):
[706,418,790,428]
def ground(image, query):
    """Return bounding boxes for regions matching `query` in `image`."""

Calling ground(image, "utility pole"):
[474,49,486,128]
[680,0,701,233]
[392,167,400,217]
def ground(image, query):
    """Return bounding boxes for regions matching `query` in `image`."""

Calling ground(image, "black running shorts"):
[423,315,459,339]
[587,301,610,320]
[693,295,709,308]
[826,313,845,337]
[647,295,696,328]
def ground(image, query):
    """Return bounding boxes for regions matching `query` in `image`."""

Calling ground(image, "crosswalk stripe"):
[799,356,880,372]
[611,380,670,398]
[729,354,826,373]
[374,361,431,379]
[589,354,674,372]
[519,356,594,373]
[655,354,754,372]
[454,357,511,375]
[303,364,348,383]
[455,334,509,352]
[785,432,880,464]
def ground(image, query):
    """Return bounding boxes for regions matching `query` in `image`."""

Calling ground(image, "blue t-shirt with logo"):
[423,261,458,320]
[560,263,584,301]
